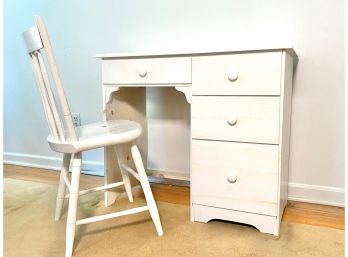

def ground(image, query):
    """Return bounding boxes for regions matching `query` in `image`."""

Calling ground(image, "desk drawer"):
[191,96,280,144]
[102,57,191,85]
[191,140,279,216]
[192,52,282,95]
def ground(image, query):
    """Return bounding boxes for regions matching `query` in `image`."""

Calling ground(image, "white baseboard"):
[4,152,345,207]
[3,152,104,176]
[288,182,344,207]
[147,168,190,181]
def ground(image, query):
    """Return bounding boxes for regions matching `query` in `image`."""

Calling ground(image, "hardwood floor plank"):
[283,201,344,230]
[140,184,190,206]
[3,164,344,230]
[3,164,103,189]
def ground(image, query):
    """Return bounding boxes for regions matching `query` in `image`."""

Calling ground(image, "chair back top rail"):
[22,26,43,53]
[22,16,77,142]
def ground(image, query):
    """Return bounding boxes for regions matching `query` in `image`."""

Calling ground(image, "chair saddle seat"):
[48,120,142,153]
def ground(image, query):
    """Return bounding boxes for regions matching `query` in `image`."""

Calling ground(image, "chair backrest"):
[22,16,77,143]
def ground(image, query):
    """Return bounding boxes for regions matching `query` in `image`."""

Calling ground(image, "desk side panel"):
[277,51,294,229]
[104,87,147,191]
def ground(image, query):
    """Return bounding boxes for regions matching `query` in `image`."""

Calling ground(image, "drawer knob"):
[139,70,147,78]
[227,171,238,183]
[228,72,238,82]
[227,116,238,126]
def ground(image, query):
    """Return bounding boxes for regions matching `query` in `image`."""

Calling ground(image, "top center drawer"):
[192,52,282,95]
[102,57,191,85]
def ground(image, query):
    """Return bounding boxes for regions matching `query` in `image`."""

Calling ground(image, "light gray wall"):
[4,0,344,205]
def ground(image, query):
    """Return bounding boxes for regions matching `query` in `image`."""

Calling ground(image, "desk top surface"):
[96,46,297,59]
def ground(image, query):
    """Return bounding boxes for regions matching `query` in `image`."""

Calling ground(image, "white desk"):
[97,47,297,236]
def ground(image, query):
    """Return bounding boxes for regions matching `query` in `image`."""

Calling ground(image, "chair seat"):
[47,120,142,153]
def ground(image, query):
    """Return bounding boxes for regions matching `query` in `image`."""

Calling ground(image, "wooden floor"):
[3,164,344,230]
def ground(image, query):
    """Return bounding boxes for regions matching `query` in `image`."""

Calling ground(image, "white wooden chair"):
[22,16,163,257]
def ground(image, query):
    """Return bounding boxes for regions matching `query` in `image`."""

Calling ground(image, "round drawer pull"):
[227,115,238,126]
[227,171,238,183]
[139,70,147,78]
[228,72,238,82]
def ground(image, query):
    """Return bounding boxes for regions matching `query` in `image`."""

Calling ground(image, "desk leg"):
[103,87,147,206]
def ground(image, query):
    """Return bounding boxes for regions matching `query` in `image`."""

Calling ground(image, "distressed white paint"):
[192,204,279,235]
[277,51,294,228]
[102,57,191,85]
[100,49,294,236]
[192,52,283,95]
[191,96,280,144]
[191,140,279,216]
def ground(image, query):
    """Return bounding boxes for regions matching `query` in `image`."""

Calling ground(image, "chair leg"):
[115,145,133,202]
[55,153,72,221]
[131,145,163,236]
[65,152,82,257]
